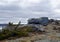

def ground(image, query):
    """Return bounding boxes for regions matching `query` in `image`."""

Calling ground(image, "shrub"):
[0,26,33,40]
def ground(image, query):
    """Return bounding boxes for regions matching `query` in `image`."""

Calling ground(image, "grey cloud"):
[0,5,21,11]
[26,0,52,12]
[0,0,58,24]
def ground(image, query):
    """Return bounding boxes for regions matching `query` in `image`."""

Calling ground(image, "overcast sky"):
[0,0,60,24]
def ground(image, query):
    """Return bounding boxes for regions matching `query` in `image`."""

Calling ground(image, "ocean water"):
[0,18,28,24]
[0,26,2,30]
[0,24,7,30]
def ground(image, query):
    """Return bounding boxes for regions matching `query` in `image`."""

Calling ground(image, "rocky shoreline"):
[1,33,60,42]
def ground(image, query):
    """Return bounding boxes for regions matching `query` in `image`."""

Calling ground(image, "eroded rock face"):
[28,17,49,26]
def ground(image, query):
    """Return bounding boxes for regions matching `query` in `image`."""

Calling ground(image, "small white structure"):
[0,26,3,32]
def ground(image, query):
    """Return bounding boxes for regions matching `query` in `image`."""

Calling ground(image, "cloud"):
[0,0,60,24]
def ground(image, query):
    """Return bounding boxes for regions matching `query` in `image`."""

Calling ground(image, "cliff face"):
[28,17,49,26]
